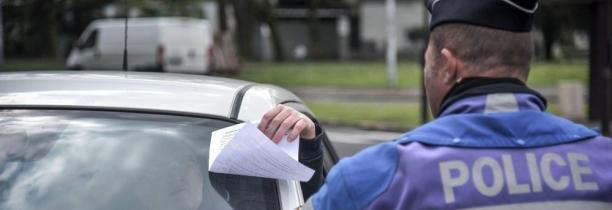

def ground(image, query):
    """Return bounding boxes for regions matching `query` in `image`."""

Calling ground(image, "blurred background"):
[0,0,610,156]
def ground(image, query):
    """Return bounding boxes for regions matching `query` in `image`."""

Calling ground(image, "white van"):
[66,17,213,74]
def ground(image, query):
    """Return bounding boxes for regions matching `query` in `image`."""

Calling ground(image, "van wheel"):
[155,64,165,72]
[68,66,83,71]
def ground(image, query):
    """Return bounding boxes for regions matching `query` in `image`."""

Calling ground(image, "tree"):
[309,0,321,59]
[3,0,58,58]
[536,4,560,61]
[130,0,203,17]
[231,0,285,62]
[217,0,228,32]
[0,0,4,66]
[259,0,285,62]
[231,0,256,59]
[535,2,590,61]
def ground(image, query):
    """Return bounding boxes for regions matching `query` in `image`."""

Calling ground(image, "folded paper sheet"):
[208,122,315,182]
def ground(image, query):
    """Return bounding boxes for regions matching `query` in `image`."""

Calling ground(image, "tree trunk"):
[261,0,284,62]
[542,31,555,61]
[0,0,4,66]
[537,4,558,61]
[35,0,59,59]
[588,1,610,121]
[541,19,558,61]
[309,0,321,59]
[349,0,361,51]
[217,0,228,32]
[231,0,255,59]
[210,0,240,73]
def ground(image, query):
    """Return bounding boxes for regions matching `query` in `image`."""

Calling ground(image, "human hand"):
[258,105,316,143]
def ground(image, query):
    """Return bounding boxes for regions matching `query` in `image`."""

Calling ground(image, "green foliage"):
[128,0,206,17]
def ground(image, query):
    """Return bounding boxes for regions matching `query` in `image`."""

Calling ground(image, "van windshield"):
[0,109,280,210]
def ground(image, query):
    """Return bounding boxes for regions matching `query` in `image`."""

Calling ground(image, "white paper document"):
[208,122,314,182]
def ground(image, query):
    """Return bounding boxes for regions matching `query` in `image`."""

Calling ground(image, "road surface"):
[325,126,402,158]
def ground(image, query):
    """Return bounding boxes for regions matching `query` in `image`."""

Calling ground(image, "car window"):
[0,109,280,210]
[80,29,98,49]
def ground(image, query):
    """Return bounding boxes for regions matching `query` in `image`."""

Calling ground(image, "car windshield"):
[0,110,280,210]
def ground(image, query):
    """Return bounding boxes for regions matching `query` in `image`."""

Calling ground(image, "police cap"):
[426,0,539,32]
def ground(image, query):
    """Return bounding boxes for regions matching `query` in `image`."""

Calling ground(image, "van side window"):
[81,30,98,49]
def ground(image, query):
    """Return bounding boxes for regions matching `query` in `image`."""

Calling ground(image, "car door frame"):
[231,84,339,210]
[271,100,339,210]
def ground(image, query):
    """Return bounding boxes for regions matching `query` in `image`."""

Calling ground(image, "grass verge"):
[307,101,422,131]
[237,61,587,88]
[2,59,65,71]
[2,59,588,88]
[308,101,565,131]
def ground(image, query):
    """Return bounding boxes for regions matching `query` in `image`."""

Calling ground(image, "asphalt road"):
[325,126,402,158]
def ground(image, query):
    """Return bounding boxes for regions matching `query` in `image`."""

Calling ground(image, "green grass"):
[250,60,585,130]
[1,59,65,71]
[547,103,560,115]
[307,101,567,131]
[238,62,422,88]
[3,59,588,88]
[307,101,422,131]
[526,60,588,87]
[236,61,587,89]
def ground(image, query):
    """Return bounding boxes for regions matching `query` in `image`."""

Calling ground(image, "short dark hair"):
[430,23,533,77]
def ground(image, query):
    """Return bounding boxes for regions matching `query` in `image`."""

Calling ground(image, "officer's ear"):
[440,48,458,85]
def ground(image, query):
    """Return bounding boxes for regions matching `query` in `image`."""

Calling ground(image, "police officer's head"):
[423,0,538,115]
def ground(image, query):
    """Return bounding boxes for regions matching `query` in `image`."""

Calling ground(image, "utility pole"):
[603,40,611,136]
[385,0,397,88]
[588,0,610,121]
[590,0,611,136]
[122,0,128,71]
[0,0,4,68]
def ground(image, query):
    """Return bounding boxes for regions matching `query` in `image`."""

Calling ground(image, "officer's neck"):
[436,77,546,117]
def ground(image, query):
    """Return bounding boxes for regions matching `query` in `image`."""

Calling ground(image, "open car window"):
[0,109,280,210]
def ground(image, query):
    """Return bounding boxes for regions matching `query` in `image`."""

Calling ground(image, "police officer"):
[258,0,612,209]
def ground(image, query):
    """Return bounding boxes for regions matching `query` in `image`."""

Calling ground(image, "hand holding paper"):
[208,122,314,182]
[257,104,316,143]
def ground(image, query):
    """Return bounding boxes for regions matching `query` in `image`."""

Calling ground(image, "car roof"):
[0,71,301,121]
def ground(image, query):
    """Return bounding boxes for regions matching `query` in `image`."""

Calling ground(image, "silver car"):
[0,71,338,210]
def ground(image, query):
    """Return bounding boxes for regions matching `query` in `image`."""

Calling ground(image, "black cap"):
[426,0,538,32]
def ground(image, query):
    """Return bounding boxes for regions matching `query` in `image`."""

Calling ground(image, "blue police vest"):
[310,90,612,210]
